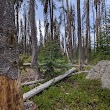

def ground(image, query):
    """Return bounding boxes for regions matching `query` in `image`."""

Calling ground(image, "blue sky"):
[20,0,110,26]
[19,0,110,44]
[36,0,110,21]
[35,0,85,38]
[36,0,84,21]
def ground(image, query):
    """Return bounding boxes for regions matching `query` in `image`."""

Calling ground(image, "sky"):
[19,0,110,44]
[36,0,110,22]
[35,0,86,42]
[36,0,84,21]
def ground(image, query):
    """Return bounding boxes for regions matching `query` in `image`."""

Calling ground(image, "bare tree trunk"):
[15,0,19,40]
[66,0,73,63]
[95,2,99,50]
[44,13,49,43]
[85,0,90,64]
[24,7,27,54]
[30,0,40,79]
[48,0,54,60]
[92,0,96,53]
[71,5,76,63]
[49,0,54,41]
[51,0,54,41]
[19,19,24,54]
[0,0,23,109]
[62,0,69,62]
[77,0,83,70]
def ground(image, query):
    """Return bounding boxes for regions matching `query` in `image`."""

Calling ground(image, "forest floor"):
[22,72,110,110]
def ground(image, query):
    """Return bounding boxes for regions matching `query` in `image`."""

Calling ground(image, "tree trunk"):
[0,0,23,109]
[62,0,70,62]
[30,0,40,79]
[15,0,19,40]
[71,5,75,63]
[66,0,73,63]
[77,0,83,70]
[24,7,27,54]
[92,0,96,54]
[49,0,54,41]
[85,0,90,64]
[95,2,99,50]
[22,79,44,86]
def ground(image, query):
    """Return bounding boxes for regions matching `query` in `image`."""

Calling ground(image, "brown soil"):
[21,68,36,83]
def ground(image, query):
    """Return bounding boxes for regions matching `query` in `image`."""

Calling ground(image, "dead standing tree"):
[29,0,41,79]
[77,0,83,70]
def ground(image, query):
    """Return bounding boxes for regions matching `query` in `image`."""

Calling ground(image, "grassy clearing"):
[23,73,110,110]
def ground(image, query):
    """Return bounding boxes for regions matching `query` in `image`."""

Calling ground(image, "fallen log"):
[21,79,44,86]
[72,64,93,67]
[23,63,31,66]
[23,68,76,101]
[70,70,89,76]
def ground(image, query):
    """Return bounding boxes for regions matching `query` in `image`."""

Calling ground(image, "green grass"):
[23,73,110,110]
[22,86,30,93]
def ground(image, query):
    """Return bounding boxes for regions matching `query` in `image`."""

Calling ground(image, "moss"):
[22,86,30,93]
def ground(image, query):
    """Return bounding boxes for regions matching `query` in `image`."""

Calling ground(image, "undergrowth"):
[22,73,110,110]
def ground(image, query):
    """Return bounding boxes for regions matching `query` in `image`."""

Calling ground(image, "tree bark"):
[15,0,19,39]
[0,76,24,110]
[24,7,27,54]
[0,0,23,109]
[22,79,44,86]
[85,0,90,64]
[30,0,40,79]
[66,0,73,63]
[77,0,83,70]
[49,0,54,41]
[92,0,96,54]
[94,1,99,50]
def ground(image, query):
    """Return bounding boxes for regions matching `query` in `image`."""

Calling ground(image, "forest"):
[0,0,110,110]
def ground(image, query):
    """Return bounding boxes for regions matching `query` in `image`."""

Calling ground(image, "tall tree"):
[0,0,23,109]
[50,0,54,41]
[23,5,27,54]
[42,0,54,41]
[85,0,90,64]
[70,5,76,63]
[66,0,73,63]
[94,0,106,51]
[77,0,83,69]
[39,19,43,47]
[94,0,101,50]
[44,13,49,43]
[15,0,19,38]
[30,0,40,79]
[15,0,23,38]
[91,0,96,53]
